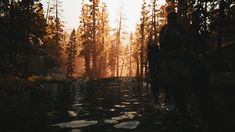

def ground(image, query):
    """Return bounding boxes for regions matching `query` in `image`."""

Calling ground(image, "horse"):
[150,51,220,131]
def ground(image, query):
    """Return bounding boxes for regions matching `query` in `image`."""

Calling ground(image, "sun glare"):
[42,0,166,32]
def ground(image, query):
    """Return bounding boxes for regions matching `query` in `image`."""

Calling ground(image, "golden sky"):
[42,0,166,32]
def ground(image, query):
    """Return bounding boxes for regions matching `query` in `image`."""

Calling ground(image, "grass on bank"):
[0,75,67,92]
[0,72,235,93]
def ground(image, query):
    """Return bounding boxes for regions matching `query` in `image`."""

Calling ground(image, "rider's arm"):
[159,25,167,50]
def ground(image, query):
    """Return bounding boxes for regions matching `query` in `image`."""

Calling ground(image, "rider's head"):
[167,11,177,24]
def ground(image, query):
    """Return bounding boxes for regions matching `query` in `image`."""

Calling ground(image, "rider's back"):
[160,23,185,51]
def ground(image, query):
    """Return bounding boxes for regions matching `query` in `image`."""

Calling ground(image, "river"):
[1,77,225,132]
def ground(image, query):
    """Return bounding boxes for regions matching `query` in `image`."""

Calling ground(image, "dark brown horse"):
[151,51,220,131]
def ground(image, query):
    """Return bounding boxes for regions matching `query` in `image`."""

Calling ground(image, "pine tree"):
[113,5,126,77]
[107,39,117,77]
[129,33,133,76]
[0,0,49,76]
[132,25,141,77]
[79,1,93,78]
[79,0,101,78]
[66,29,77,78]
[96,2,110,77]
[43,0,64,66]
[139,0,150,79]
[90,0,100,78]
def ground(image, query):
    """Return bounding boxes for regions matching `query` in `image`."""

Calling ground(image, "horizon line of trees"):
[0,0,235,79]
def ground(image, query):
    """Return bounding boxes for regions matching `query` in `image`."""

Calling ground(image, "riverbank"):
[1,72,235,96]
[0,75,67,97]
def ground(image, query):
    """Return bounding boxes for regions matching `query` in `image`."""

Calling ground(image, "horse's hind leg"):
[192,77,225,132]
[193,84,220,131]
[171,91,193,131]
[174,95,191,120]
[150,79,160,104]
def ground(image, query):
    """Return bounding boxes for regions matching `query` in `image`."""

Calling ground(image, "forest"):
[0,0,235,79]
[0,0,235,132]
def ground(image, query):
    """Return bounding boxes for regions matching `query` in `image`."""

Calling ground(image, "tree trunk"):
[129,36,132,76]
[24,0,31,78]
[140,24,144,79]
[92,1,97,78]
[136,56,139,77]
[216,0,225,71]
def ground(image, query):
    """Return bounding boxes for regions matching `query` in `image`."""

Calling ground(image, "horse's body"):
[152,51,218,130]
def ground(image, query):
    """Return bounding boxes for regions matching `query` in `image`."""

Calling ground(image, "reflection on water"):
[52,120,98,128]
[68,111,77,117]
[104,119,118,124]
[114,121,140,129]
[114,104,126,108]
[0,77,190,132]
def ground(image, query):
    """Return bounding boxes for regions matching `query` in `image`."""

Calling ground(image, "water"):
[0,77,197,132]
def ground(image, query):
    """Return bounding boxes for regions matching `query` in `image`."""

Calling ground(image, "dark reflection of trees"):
[48,83,76,122]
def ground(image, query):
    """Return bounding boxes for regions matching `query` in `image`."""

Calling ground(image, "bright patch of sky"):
[41,0,166,32]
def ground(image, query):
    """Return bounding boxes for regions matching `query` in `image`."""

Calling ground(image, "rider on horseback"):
[149,11,222,131]
[148,11,186,104]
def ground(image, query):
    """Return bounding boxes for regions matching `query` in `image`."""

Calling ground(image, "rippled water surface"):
[1,77,203,132]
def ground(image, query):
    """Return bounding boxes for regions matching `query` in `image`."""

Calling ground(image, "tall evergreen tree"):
[96,2,110,77]
[129,33,133,76]
[113,5,126,77]
[107,39,117,77]
[0,0,48,76]
[66,29,77,78]
[139,0,150,79]
[132,25,141,77]
[90,0,100,78]
[43,0,64,67]
[79,0,101,78]
[79,1,93,78]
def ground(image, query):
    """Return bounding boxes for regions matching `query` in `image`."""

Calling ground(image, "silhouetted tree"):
[43,0,64,67]
[115,6,124,77]
[140,0,149,79]
[97,2,110,77]
[79,1,93,78]
[132,25,141,77]
[66,29,77,78]
[129,33,133,76]
[90,0,100,78]
[0,0,49,76]
[107,40,117,76]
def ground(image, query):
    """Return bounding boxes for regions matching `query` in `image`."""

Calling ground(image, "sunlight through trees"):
[0,0,235,78]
